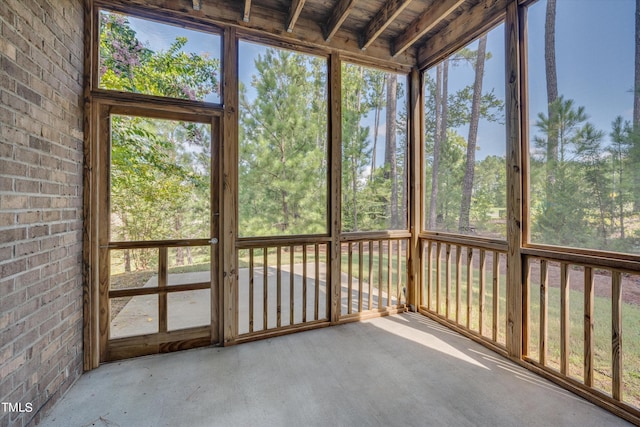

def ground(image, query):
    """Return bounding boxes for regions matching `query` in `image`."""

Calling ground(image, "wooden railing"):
[419,235,508,351]
[522,248,640,415]
[339,233,410,320]
[236,238,331,337]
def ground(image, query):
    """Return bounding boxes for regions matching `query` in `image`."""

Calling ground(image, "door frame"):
[88,99,223,363]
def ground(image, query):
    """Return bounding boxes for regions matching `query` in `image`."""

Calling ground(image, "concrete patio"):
[41,313,630,427]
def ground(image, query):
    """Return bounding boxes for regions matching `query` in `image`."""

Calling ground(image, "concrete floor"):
[41,313,631,427]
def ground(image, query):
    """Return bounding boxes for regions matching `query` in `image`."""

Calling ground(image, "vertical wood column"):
[505,0,524,358]
[407,68,422,311]
[222,27,239,344]
[329,52,342,323]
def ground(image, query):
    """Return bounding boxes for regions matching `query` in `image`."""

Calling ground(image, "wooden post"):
[612,271,623,401]
[329,52,342,323]
[222,26,239,344]
[407,67,422,311]
[505,0,524,359]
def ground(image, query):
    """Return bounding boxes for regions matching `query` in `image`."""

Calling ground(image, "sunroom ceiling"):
[150,0,487,69]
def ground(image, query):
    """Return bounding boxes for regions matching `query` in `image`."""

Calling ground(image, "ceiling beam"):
[417,0,507,68]
[243,0,251,22]
[392,0,465,57]
[286,0,306,32]
[360,0,413,51]
[323,0,358,42]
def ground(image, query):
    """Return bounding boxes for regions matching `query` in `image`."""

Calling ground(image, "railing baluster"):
[445,244,451,318]
[378,241,383,308]
[387,239,392,308]
[290,246,295,325]
[560,262,569,375]
[397,240,402,304]
[455,245,462,324]
[466,247,473,329]
[315,244,320,321]
[492,251,499,342]
[436,242,442,314]
[263,248,268,330]
[584,266,594,387]
[612,270,622,401]
[368,241,374,310]
[427,242,433,310]
[249,248,254,333]
[523,257,530,356]
[540,259,548,365]
[303,245,308,323]
[358,241,364,312]
[479,249,486,334]
[277,246,282,328]
[158,247,168,333]
[348,243,353,314]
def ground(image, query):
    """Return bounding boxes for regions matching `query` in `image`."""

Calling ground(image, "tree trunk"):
[175,216,184,266]
[459,36,487,233]
[371,75,385,181]
[545,0,559,195]
[385,74,398,228]
[428,63,443,229]
[633,0,640,212]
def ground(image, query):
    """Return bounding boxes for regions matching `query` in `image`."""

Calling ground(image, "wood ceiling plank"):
[323,0,358,41]
[360,0,413,50]
[392,0,465,57]
[417,0,507,68]
[286,0,306,32]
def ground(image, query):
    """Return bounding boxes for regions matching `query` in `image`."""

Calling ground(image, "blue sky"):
[126,0,637,159]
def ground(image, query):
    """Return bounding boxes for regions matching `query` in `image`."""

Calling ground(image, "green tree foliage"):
[100,12,219,269]
[238,48,328,237]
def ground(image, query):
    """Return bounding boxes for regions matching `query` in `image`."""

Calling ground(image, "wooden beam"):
[360,0,413,51]
[329,52,342,323]
[324,0,357,42]
[286,0,306,32]
[243,0,251,22]
[221,27,238,344]
[505,0,523,359]
[392,0,464,57]
[407,67,421,311]
[418,0,507,69]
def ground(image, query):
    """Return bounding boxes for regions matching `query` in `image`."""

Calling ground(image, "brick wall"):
[0,0,84,426]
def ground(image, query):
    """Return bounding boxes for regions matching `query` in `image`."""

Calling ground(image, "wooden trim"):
[519,4,531,245]
[369,241,374,310]
[105,239,211,250]
[97,105,111,363]
[492,251,500,342]
[91,89,224,114]
[479,249,486,334]
[83,0,98,371]
[417,0,507,70]
[358,242,364,312]
[360,0,413,51]
[235,320,331,344]
[505,0,523,359]
[521,358,640,425]
[338,306,408,322]
[106,326,211,361]
[211,115,221,344]
[419,232,507,252]
[392,0,465,58]
[329,52,342,323]
[466,247,474,329]
[418,308,509,357]
[108,282,210,299]
[340,230,411,241]
[237,235,331,248]
[221,26,239,344]
[539,259,548,365]
[522,247,640,273]
[456,246,462,323]
[445,244,452,318]
[522,256,530,356]
[286,0,306,32]
[323,0,357,41]
[435,242,442,314]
